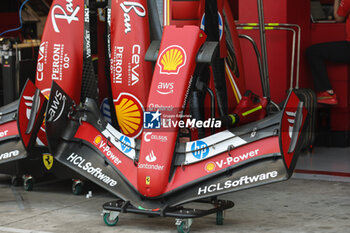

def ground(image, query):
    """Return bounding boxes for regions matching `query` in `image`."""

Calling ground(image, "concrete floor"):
[0,174,349,233]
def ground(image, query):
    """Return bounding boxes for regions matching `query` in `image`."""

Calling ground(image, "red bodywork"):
[73,120,281,197]
[280,91,307,169]
[137,26,206,197]
[164,0,204,26]
[34,0,85,145]
[0,122,18,140]
[70,0,251,198]
[110,0,152,138]
[74,122,138,188]
[165,136,280,193]
[18,81,47,149]
[42,0,306,202]
[133,0,247,197]
[35,0,84,101]
[233,91,268,125]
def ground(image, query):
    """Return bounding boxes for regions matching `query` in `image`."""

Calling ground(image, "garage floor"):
[1,173,349,233]
[1,147,350,233]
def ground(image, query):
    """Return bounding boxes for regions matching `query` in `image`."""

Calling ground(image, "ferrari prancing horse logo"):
[146,176,150,185]
[43,154,54,170]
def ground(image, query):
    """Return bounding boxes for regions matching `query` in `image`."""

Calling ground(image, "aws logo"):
[157,82,174,95]
[47,90,67,123]
[114,93,144,138]
[157,45,187,75]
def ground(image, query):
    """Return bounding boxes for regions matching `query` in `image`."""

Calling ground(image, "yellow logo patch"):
[146,176,150,185]
[205,162,216,173]
[158,45,187,75]
[43,153,54,170]
[114,93,144,138]
[94,135,102,145]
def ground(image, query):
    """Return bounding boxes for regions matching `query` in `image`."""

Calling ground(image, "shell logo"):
[114,93,144,138]
[157,45,187,75]
[94,135,102,145]
[41,89,51,100]
[205,162,216,173]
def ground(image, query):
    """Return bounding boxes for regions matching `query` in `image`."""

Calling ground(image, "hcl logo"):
[191,141,209,159]
[120,135,132,153]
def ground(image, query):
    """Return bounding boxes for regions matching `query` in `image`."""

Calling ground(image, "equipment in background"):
[0,38,38,106]
[0,0,97,194]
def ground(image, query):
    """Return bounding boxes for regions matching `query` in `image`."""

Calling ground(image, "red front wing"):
[46,81,307,210]
[43,0,309,210]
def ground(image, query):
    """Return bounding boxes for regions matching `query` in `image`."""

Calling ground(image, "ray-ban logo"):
[51,1,80,33]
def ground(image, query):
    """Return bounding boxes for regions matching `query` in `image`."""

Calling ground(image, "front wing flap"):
[0,79,47,165]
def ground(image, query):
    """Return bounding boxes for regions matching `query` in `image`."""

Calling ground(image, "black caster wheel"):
[103,212,119,226]
[72,180,83,195]
[23,177,33,191]
[216,210,224,225]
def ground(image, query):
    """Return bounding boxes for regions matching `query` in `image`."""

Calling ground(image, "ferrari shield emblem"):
[146,176,150,185]
[43,153,53,170]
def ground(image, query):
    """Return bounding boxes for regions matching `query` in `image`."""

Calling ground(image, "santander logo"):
[51,0,80,33]
[145,150,156,163]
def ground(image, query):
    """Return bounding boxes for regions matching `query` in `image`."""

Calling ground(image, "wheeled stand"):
[102,198,234,232]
